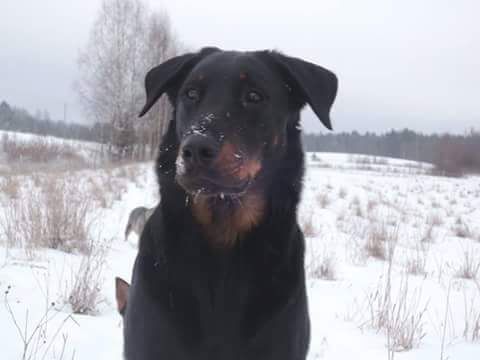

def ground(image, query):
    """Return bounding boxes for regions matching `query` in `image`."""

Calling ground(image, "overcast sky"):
[1,0,478,134]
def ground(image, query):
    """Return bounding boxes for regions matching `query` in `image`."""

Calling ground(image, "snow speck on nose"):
[176,156,186,175]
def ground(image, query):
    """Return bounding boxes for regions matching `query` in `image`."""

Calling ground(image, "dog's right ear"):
[262,51,338,130]
[139,47,220,117]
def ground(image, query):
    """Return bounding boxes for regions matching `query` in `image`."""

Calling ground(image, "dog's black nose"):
[181,135,219,168]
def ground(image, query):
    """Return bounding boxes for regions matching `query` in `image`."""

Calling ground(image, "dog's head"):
[140,47,337,198]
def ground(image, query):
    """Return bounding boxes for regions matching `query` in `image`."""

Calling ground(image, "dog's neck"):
[156,117,304,250]
[189,189,266,248]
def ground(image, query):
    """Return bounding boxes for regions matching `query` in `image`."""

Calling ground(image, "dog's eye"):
[185,88,200,101]
[245,90,264,104]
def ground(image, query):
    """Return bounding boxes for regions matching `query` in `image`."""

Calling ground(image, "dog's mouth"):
[176,172,252,198]
[174,139,262,199]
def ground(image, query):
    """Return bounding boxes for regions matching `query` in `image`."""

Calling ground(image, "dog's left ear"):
[139,53,198,117]
[265,52,338,130]
[139,47,221,117]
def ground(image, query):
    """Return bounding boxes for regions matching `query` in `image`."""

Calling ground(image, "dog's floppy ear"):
[139,47,220,117]
[115,277,130,316]
[265,52,338,130]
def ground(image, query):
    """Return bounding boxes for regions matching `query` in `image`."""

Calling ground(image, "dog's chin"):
[176,174,251,199]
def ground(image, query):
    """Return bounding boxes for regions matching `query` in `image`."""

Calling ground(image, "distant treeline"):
[304,129,480,175]
[0,100,111,143]
[1,100,479,175]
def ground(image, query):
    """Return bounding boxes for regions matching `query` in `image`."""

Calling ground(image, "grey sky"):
[1,0,478,134]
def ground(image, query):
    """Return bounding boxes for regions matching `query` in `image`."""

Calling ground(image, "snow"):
[0,130,101,154]
[1,146,480,359]
[0,129,102,168]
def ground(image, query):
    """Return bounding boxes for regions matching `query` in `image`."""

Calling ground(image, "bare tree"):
[76,0,177,160]
[138,11,178,159]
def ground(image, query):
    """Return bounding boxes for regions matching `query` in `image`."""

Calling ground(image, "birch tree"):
[76,0,177,160]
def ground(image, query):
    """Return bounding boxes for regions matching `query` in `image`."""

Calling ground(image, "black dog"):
[124,47,337,360]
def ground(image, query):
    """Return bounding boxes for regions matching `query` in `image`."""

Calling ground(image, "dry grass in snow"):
[0,176,95,256]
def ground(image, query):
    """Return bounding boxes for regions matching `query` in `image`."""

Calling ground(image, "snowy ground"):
[0,130,103,174]
[0,130,101,159]
[1,147,479,359]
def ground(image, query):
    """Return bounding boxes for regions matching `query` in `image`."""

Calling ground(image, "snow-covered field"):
[0,130,103,174]
[1,140,479,359]
[0,130,101,158]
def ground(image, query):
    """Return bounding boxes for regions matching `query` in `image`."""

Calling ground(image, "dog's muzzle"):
[175,135,259,197]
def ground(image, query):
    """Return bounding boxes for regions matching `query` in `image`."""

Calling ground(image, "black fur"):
[124,48,337,360]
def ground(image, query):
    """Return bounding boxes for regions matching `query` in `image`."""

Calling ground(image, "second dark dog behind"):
[124,206,155,241]
[124,47,338,359]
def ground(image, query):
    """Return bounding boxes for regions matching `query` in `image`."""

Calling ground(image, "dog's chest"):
[180,249,250,318]
[150,249,252,352]
[127,226,308,360]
